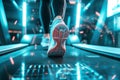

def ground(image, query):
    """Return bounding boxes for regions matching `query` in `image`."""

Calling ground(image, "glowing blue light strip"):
[67,16,71,28]
[84,0,94,11]
[22,2,27,27]
[0,0,8,28]
[21,62,25,78]
[76,62,81,80]
[84,3,91,10]
[12,0,19,10]
[75,2,81,28]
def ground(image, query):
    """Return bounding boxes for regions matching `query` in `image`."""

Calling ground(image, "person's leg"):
[47,0,69,57]
[39,0,51,38]
[52,0,66,18]
[39,0,50,47]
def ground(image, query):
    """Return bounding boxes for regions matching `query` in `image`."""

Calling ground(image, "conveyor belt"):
[0,45,120,80]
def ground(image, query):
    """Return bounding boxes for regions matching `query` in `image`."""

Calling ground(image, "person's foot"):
[41,36,49,48]
[47,16,69,57]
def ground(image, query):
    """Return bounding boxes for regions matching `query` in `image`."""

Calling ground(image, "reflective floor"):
[0,45,120,80]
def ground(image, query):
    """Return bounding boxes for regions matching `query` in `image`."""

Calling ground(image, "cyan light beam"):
[22,2,27,27]
[75,1,81,28]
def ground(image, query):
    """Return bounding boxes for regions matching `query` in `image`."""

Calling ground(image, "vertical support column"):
[0,0,10,45]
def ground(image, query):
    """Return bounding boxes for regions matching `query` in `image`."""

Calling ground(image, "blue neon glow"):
[21,62,25,79]
[75,62,81,80]
[23,52,29,57]
[107,0,120,17]
[84,0,94,11]
[96,0,107,29]
[84,3,91,10]
[71,35,79,41]
[115,16,120,30]
[75,2,81,28]
[12,0,19,10]
[67,16,71,28]
[22,2,27,27]
[23,35,30,41]
[0,0,8,28]
[90,0,107,44]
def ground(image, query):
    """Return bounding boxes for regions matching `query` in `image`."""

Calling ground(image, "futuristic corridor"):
[0,0,120,80]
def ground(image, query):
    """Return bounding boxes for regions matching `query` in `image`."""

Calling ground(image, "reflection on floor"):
[0,45,120,80]
[12,63,104,80]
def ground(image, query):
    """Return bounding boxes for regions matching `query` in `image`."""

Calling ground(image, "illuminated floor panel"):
[12,64,104,80]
